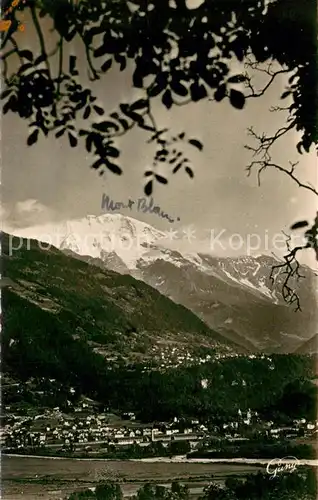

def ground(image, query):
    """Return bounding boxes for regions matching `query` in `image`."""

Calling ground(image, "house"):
[228,437,249,442]
[152,435,172,443]
[172,433,202,442]
[116,437,135,445]
[122,412,136,421]
[142,436,152,443]
[200,424,208,432]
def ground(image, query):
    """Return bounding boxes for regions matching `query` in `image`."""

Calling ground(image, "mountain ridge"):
[5,214,317,353]
[2,231,239,388]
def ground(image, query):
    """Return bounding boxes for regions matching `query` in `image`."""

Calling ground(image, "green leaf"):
[64,29,76,43]
[68,132,78,148]
[0,89,12,100]
[232,43,244,62]
[93,105,104,116]
[148,73,168,97]
[19,50,34,62]
[92,121,119,132]
[91,159,104,170]
[290,221,309,230]
[55,128,65,138]
[281,90,292,99]
[172,162,183,174]
[69,55,77,74]
[130,99,149,112]
[133,68,143,88]
[162,89,173,109]
[86,135,93,152]
[101,59,112,73]
[229,88,245,109]
[155,174,168,185]
[3,96,16,114]
[188,139,203,151]
[106,146,120,158]
[17,63,33,75]
[171,80,188,97]
[83,106,91,119]
[202,69,221,88]
[145,181,153,196]
[114,53,127,71]
[214,84,226,102]
[228,74,246,84]
[34,54,47,65]
[94,43,107,58]
[105,159,122,175]
[118,118,129,130]
[185,166,194,178]
[120,107,143,123]
[27,129,39,146]
[190,82,207,102]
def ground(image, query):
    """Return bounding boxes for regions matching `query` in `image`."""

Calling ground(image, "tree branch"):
[243,57,291,100]
[245,125,318,196]
[56,38,64,96]
[30,5,51,78]
[269,221,317,312]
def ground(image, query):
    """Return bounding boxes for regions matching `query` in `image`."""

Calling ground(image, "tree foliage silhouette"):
[1,0,317,306]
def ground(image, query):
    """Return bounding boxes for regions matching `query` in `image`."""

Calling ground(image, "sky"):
[1,7,317,264]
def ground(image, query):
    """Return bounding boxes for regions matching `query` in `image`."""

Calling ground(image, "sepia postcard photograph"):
[1,0,317,498]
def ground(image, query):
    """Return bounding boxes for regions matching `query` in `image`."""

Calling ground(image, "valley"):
[1,224,317,499]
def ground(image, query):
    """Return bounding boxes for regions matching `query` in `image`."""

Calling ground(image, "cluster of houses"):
[138,344,241,371]
[142,349,278,372]
[3,399,318,454]
[265,418,318,439]
[2,410,207,452]
[216,409,318,441]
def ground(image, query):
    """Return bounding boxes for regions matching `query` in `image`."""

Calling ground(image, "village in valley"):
[2,375,317,459]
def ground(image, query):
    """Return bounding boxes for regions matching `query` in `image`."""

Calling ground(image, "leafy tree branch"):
[1,0,317,307]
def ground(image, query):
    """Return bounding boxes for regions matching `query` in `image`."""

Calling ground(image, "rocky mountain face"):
[2,231,234,383]
[294,334,318,355]
[9,213,317,353]
[137,253,317,353]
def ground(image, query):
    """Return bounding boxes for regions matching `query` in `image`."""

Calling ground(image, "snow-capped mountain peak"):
[7,213,167,270]
[6,213,316,352]
[7,213,283,299]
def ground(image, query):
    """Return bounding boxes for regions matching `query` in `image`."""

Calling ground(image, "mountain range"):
[2,230,236,386]
[6,213,318,354]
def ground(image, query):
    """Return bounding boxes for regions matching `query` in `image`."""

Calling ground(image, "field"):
[2,456,266,499]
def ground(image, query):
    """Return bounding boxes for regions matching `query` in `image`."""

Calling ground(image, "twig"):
[30,5,51,78]
[57,38,63,96]
[269,230,311,312]
[245,125,318,196]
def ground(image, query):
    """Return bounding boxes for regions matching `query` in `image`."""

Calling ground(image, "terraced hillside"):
[1,232,235,387]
